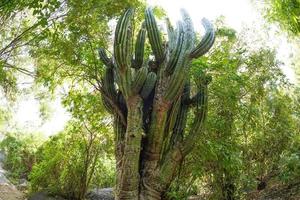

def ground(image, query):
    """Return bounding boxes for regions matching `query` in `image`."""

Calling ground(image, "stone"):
[86,188,114,200]
[28,192,65,200]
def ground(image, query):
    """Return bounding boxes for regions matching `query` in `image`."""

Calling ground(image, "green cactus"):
[131,66,148,94]
[145,8,164,62]
[97,7,215,200]
[98,48,112,67]
[140,71,157,99]
[103,67,117,97]
[190,18,215,58]
[134,22,146,69]
[166,18,176,50]
[165,23,184,75]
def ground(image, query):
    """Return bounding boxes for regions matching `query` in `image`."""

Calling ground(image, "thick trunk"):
[140,168,163,200]
[114,116,126,199]
[116,96,143,200]
[140,188,162,200]
[139,72,172,200]
[101,8,213,200]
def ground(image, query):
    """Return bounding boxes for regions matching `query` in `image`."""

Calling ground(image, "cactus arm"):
[170,83,190,144]
[100,92,114,113]
[180,9,196,52]
[164,11,197,100]
[131,66,148,94]
[190,18,215,58]
[182,81,208,155]
[166,17,176,50]
[114,8,134,69]
[98,48,112,67]
[160,96,181,159]
[103,67,117,99]
[145,8,164,62]
[100,65,117,113]
[134,22,146,69]
[184,91,203,106]
[113,8,135,98]
[98,87,127,127]
[140,72,157,99]
[164,50,189,101]
[165,22,184,75]
[158,82,207,192]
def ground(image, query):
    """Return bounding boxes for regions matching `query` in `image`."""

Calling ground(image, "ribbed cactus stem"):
[134,22,146,69]
[114,8,134,70]
[98,48,112,67]
[140,72,157,99]
[131,66,148,94]
[165,22,184,75]
[166,17,176,50]
[145,8,164,62]
[97,7,215,199]
[180,9,195,52]
[190,18,215,58]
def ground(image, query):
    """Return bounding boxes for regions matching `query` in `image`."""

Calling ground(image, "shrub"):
[278,135,300,182]
[29,121,115,200]
[0,133,42,182]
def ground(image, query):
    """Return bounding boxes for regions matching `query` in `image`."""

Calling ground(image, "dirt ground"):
[246,179,300,200]
[0,184,24,200]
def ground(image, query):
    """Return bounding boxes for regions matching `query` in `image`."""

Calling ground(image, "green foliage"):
[0,133,43,181]
[1,1,299,199]
[29,88,115,199]
[260,0,300,36]
[278,130,300,182]
[31,0,145,92]
[0,61,17,97]
[166,20,298,199]
[29,121,115,200]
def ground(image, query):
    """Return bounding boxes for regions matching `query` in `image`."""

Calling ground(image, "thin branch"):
[0,23,39,56]
[4,63,35,77]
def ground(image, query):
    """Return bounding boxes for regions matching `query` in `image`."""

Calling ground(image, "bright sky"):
[148,0,257,31]
[14,95,70,136]
[7,0,297,137]
[147,0,296,81]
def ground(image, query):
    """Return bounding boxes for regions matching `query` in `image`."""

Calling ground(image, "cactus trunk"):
[97,7,215,200]
[116,96,143,200]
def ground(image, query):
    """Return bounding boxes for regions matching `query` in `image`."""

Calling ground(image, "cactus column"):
[98,7,215,200]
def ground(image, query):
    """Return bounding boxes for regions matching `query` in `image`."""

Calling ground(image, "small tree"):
[98,8,215,199]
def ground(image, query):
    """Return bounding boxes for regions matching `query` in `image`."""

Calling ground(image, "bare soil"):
[0,184,24,200]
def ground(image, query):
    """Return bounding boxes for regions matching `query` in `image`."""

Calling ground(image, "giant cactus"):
[98,7,215,200]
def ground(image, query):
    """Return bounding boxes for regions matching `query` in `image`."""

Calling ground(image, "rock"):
[28,192,66,200]
[0,184,24,200]
[86,188,114,200]
[188,195,203,200]
[0,152,25,199]
[0,151,5,163]
[17,178,28,191]
[0,153,10,186]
